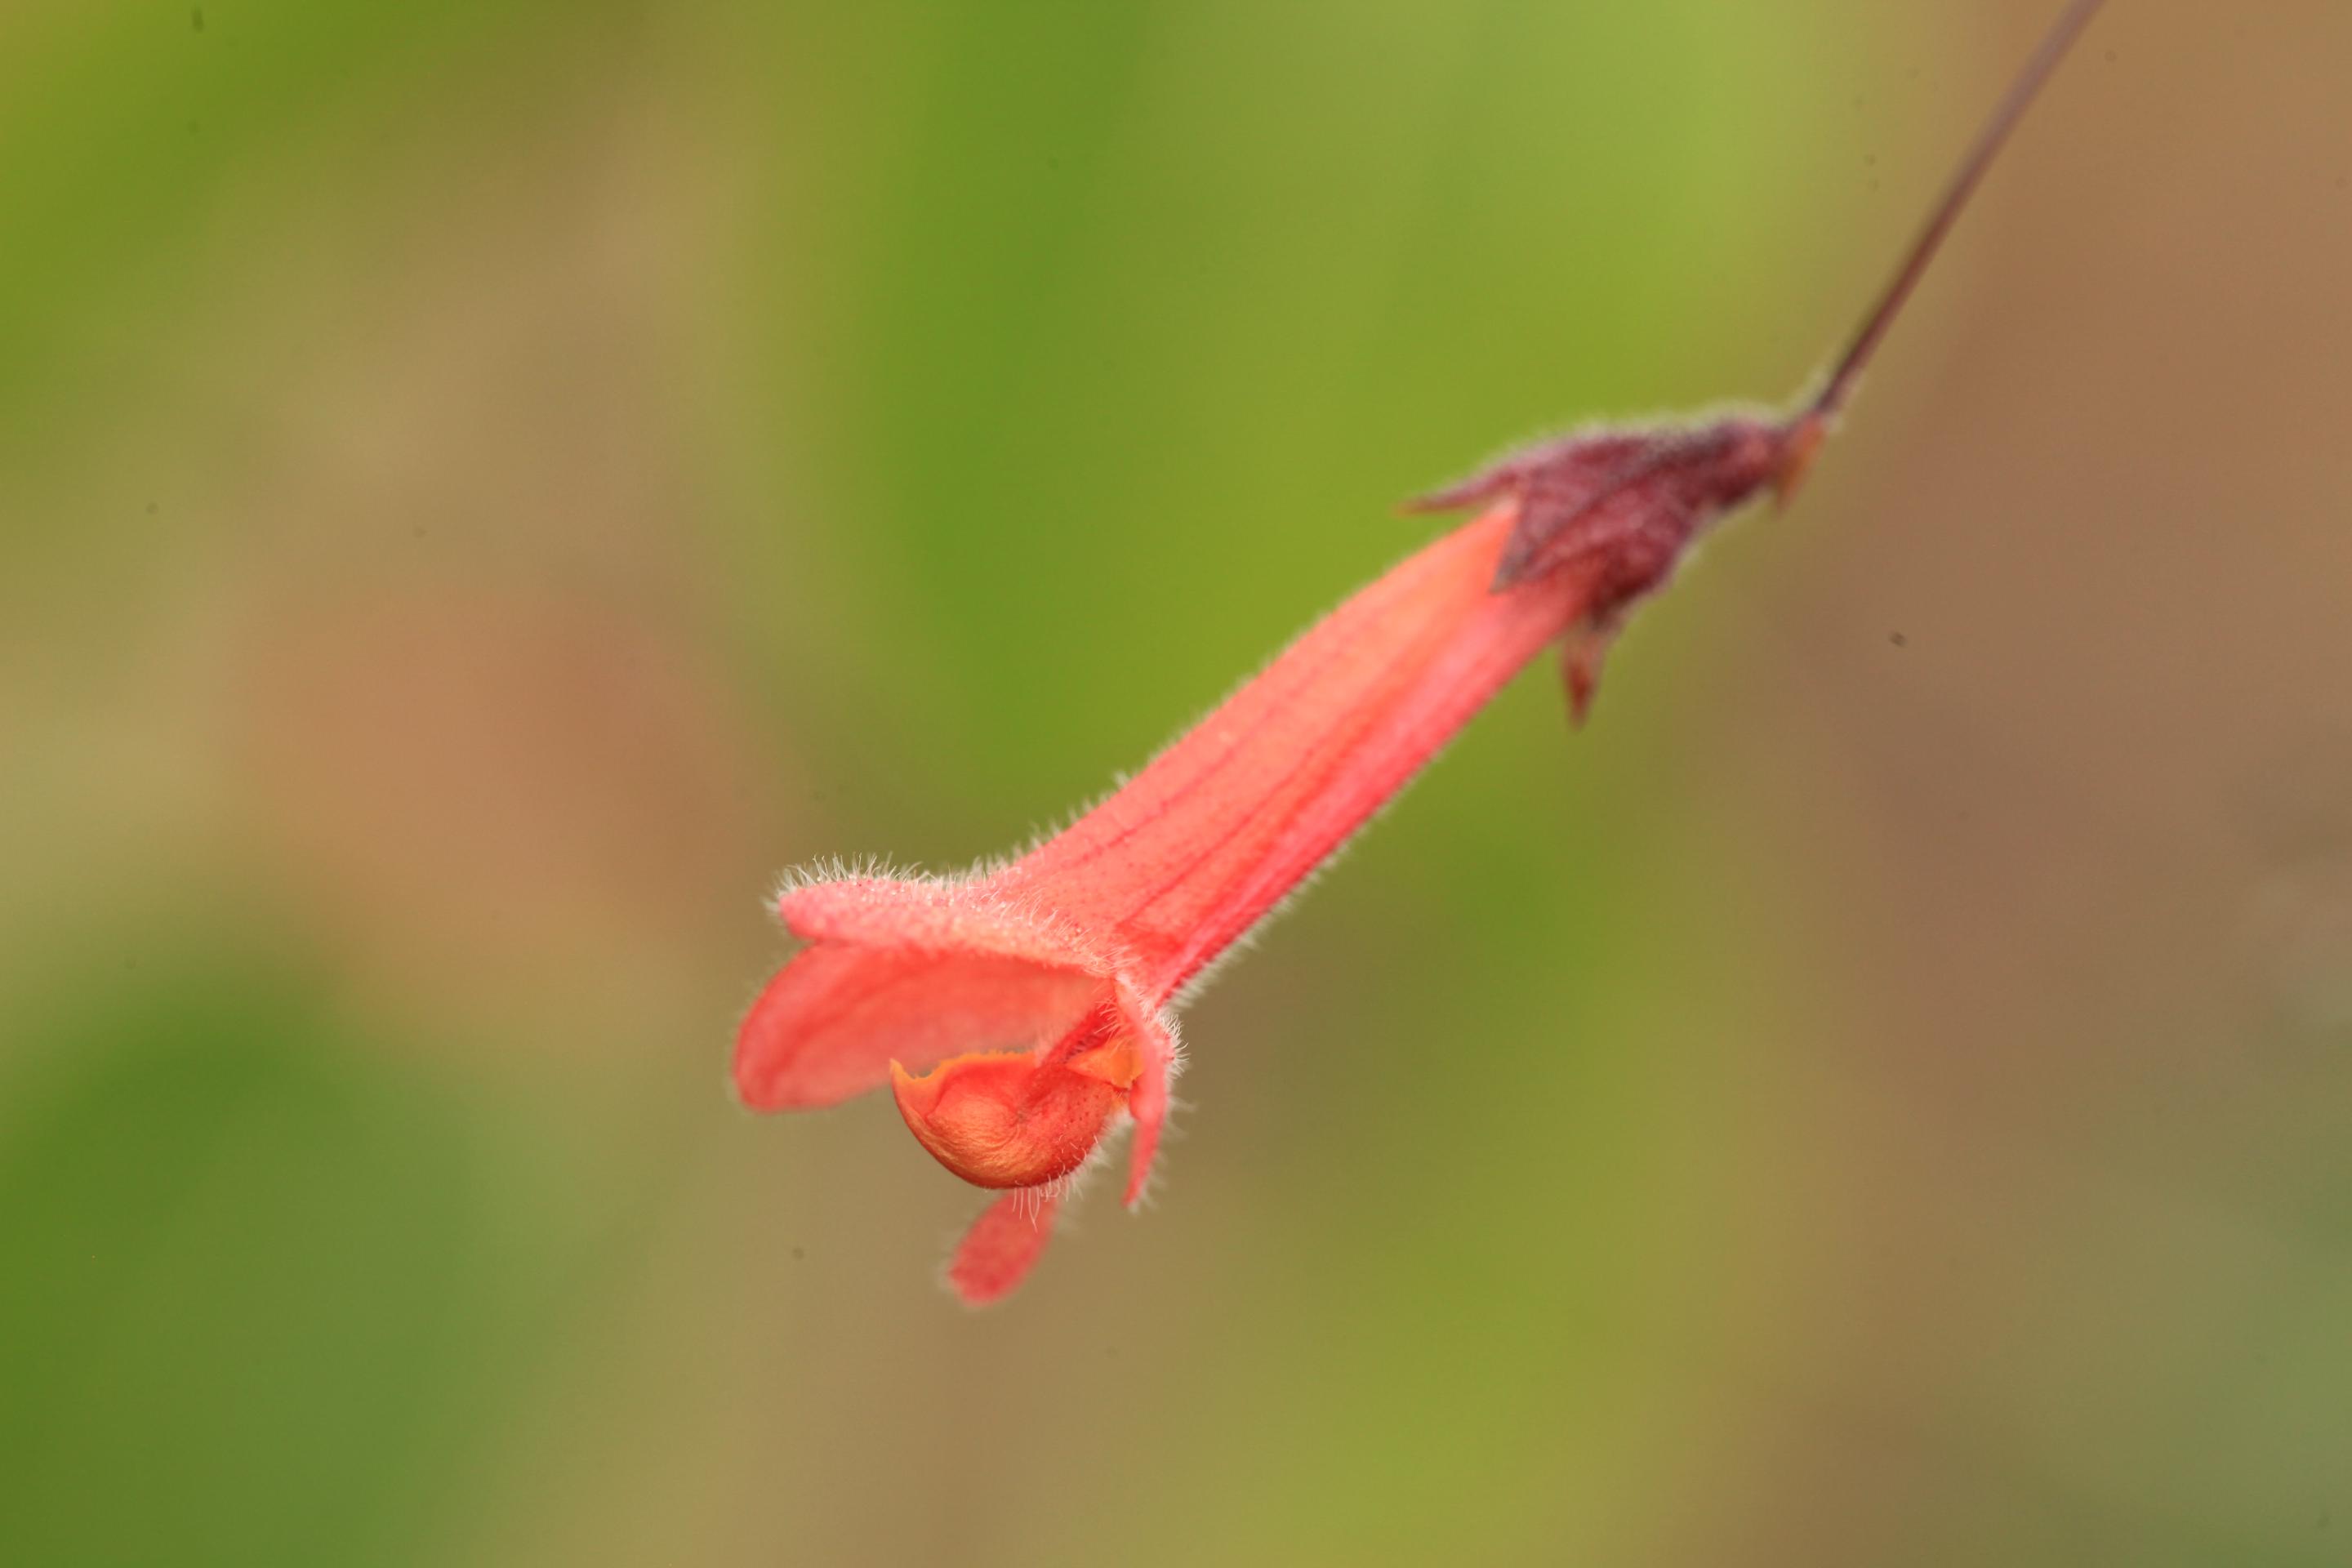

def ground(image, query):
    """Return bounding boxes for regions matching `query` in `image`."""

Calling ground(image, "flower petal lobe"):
[947,1189,1064,1307]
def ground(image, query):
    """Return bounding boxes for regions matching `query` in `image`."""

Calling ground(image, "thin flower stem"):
[1809,0,2106,427]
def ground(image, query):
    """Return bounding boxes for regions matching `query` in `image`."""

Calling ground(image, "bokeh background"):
[3,1,2349,1563]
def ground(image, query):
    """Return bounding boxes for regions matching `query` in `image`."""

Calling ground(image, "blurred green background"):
[4,2,2350,1563]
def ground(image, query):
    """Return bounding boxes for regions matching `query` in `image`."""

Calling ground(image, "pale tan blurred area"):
[2,27,784,1057]
[2,2,2347,1566]
[1668,2,2352,1558]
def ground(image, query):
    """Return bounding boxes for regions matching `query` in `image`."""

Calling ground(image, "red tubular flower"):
[737,0,2104,1302]
[735,448,1788,1303]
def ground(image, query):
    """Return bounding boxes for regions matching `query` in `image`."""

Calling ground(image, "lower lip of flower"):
[887,1004,1142,1189]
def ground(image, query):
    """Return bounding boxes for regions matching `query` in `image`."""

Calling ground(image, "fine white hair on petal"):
[1155,1006,1188,1082]
[1120,1116,1175,1212]
[764,853,1142,980]
[1011,1182,1055,1226]
[768,852,947,908]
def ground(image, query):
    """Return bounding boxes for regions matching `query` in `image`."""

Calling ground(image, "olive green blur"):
[3,2,2349,1564]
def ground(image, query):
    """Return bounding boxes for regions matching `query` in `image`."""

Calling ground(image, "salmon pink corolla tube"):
[737,506,1622,1303]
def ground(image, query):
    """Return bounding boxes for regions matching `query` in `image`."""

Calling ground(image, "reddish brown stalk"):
[1778,0,2106,499]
